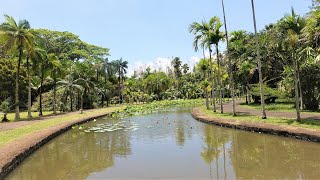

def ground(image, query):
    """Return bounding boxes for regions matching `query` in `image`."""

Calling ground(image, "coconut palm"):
[0,15,35,120]
[250,0,267,119]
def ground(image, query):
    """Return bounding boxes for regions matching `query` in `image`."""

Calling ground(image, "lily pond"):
[8,108,320,179]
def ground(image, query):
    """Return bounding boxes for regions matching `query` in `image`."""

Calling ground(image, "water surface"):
[8,108,320,179]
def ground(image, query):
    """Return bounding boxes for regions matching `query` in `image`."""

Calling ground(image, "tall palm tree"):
[114,58,128,104]
[209,17,225,114]
[279,8,306,121]
[25,46,44,119]
[0,15,35,120]
[251,0,267,119]
[189,19,216,111]
[221,0,236,116]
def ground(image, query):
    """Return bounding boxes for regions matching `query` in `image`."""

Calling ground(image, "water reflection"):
[8,108,320,179]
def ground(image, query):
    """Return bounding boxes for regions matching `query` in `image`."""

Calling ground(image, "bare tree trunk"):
[297,63,303,109]
[53,80,57,114]
[293,55,301,121]
[209,47,216,112]
[251,0,267,119]
[216,45,223,113]
[70,88,73,111]
[222,0,236,116]
[39,71,44,116]
[80,91,84,114]
[27,56,32,119]
[205,90,209,110]
[15,48,22,121]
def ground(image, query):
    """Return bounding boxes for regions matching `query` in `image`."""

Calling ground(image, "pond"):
[7,108,320,179]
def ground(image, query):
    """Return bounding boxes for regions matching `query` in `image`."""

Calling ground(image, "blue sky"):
[0,0,312,74]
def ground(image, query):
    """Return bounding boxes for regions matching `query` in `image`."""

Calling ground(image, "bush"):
[301,64,320,111]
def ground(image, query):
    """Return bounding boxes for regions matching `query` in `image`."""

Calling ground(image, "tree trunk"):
[297,63,303,109]
[205,90,209,110]
[222,0,236,116]
[2,113,8,122]
[53,79,57,114]
[70,88,73,111]
[39,72,44,116]
[15,47,22,120]
[293,55,301,121]
[209,47,216,112]
[251,0,267,119]
[80,91,84,114]
[27,56,32,119]
[216,45,223,113]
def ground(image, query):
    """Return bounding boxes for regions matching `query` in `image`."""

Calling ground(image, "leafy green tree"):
[0,15,35,120]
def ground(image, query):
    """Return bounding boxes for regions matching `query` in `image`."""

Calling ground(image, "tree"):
[57,75,83,111]
[0,15,35,120]
[221,0,236,116]
[209,17,225,114]
[278,8,306,121]
[251,0,267,119]
[182,64,189,75]
[114,58,128,104]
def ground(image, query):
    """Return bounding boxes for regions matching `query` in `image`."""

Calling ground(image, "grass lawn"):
[5,111,56,122]
[0,106,123,146]
[201,106,320,130]
[240,98,320,114]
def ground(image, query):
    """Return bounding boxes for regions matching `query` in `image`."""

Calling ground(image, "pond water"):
[7,108,320,179]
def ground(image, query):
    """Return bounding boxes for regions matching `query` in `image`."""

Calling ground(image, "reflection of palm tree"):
[201,126,230,179]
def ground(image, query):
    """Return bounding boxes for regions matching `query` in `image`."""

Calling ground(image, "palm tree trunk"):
[15,47,23,121]
[297,63,303,109]
[222,0,236,116]
[216,45,223,113]
[209,46,216,112]
[205,89,209,109]
[251,0,267,119]
[27,56,32,119]
[53,79,57,114]
[293,54,301,121]
[39,72,44,116]
[70,88,73,111]
[80,91,84,114]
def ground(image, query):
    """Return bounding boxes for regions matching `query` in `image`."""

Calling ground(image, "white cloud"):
[127,56,203,77]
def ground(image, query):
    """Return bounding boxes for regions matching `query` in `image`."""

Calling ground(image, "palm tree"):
[114,58,128,104]
[278,8,306,121]
[25,46,44,119]
[0,15,35,120]
[49,56,64,114]
[209,17,225,114]
[57,75,83,112]
[189,19,217,112]
[250,0,267,119]
[221,0,236,116]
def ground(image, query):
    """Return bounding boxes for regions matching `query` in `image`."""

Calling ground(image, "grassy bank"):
[0,107,123,146]
[240,98,320,114]
[121,99,204,116]
[201,106,320,130]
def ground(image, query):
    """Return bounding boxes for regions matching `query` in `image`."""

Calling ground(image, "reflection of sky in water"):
[8,108,320,180]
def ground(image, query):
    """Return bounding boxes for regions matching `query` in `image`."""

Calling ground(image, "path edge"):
[191,107,320,143]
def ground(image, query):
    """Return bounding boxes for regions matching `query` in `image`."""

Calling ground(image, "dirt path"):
[218,100,320,120]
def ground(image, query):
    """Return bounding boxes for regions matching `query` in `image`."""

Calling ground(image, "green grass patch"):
[0,107,123,146]
[201,106,320,130]
[5,111,56,122]
[240,98,320,114]
[122,99,204,116]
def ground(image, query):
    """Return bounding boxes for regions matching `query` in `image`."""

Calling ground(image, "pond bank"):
[0,107,123,179]
[192,107,320,143]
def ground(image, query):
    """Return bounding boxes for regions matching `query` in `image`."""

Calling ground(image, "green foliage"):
[121,99,203,116]
[300,64,320,110]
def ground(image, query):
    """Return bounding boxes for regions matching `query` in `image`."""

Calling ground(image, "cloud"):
[127,56,202,77]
